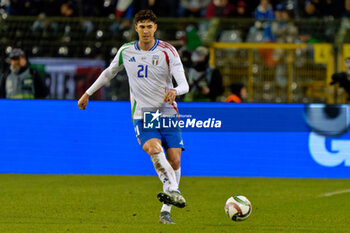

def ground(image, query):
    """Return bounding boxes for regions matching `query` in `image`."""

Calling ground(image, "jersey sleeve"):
[167,45,189,96]
[86,46,125,96]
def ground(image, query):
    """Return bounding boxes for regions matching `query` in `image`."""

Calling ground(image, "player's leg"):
[160,148,182,215]
[134,119,181,224]
[134,119,180,195]
[134,119,178,192]
[142,138,179,193]
[156,125,186,209]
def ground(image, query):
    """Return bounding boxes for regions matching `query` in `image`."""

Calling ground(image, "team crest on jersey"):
[152,55,159,65]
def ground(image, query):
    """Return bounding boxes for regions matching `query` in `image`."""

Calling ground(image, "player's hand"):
[164,89,177,105]
[78,93,90,110]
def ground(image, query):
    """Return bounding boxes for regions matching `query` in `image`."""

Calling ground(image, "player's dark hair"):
[134,10,157,24]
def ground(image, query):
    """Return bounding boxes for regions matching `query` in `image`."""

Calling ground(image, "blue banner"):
[0,100,349,178]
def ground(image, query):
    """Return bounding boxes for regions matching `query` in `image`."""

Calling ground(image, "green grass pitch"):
[0,174,349,233]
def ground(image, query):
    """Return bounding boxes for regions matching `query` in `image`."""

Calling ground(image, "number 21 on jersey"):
[137,65,148,78]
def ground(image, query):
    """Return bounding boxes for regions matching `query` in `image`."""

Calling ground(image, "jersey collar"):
[134,39,159,51]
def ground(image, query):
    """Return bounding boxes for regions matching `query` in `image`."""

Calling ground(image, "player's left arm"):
[164,47,189,105]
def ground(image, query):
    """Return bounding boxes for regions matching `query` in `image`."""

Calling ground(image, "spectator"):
[178,0,211,17]
[270,4,298,87]
[271,4,298,43]
[235,0,249,17]
[133,0,178,17]
[251,0,275,42]
[254,0,275,21]
[225,83,247,103]
[60,1,77,17]
[303,0,322,18]
[0,48,49,99]
[184,46,224,102]
[205,0,235,18]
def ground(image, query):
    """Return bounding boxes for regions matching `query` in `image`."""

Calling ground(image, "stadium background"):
[1,0,350,104]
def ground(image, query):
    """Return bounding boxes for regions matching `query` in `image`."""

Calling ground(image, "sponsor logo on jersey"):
[152,55,159,65]
[129,57,136,62]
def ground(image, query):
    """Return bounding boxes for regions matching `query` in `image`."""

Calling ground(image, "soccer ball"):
[224,195,252,221]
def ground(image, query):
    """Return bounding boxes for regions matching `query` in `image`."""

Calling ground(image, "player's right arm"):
[78,46,126,110]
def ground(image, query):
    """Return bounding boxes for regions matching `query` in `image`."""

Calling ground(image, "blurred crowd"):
[1,0,350,103]
[0,0,349,19]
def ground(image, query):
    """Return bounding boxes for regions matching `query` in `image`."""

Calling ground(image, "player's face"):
[135,20,157,43]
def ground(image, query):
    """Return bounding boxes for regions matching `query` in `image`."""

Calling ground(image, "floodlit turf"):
[0,175,350,233]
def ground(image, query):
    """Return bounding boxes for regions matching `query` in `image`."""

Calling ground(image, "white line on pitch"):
[318,189,350,198]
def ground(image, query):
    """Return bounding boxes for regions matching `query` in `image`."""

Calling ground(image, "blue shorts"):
[133,119,185,151]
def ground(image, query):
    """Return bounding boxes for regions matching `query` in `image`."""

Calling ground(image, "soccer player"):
[78,10,189,224]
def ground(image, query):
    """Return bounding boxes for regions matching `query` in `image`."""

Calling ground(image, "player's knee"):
[143,140,162,155]
[146,147,162,155]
